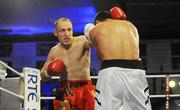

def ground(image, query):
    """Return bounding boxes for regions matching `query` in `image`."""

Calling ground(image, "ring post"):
[165,74,170,110]
[23,67,41,110]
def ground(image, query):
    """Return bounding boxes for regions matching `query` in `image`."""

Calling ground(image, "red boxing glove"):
[47,59,65,76]
[110,6,126,20]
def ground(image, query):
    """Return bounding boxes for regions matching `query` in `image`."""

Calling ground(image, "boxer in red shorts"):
[40,18,95,110]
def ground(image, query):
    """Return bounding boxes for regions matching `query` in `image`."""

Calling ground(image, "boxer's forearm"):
[40,68,51,81]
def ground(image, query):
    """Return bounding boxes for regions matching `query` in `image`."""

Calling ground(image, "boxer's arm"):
[40,61,51,81]
[82,35,93,48]
[40,48,56,81]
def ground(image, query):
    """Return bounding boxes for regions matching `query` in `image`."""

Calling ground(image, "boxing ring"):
[0,60,180,110]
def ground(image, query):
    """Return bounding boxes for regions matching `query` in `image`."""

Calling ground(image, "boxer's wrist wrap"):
[45,71,51,78]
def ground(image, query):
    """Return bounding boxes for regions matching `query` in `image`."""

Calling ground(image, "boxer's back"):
[90,19,140,61]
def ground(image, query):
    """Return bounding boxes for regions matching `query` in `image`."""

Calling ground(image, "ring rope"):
[51,74,180,80]
[0,60,24,78]
[40,94,180,100]
[41,96,55,100]
[0,86,23,99]
[150,94,180,98]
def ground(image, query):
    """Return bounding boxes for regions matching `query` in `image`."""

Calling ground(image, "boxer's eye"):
[67,28,72,32]
[60,29,65,32]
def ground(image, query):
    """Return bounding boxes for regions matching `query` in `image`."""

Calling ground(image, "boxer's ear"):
[53,30,58,37]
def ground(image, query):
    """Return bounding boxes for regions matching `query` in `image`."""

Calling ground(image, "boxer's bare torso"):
[41,36,91,81]
[90,19,140,61]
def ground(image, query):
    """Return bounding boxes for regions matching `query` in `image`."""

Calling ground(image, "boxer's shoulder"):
[73,35,92,48]
[75,35,87,42]
[50,43,60,51]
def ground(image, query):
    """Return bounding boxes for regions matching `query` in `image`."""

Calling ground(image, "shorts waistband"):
[101,59,144,70]
[60,80,92,88]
